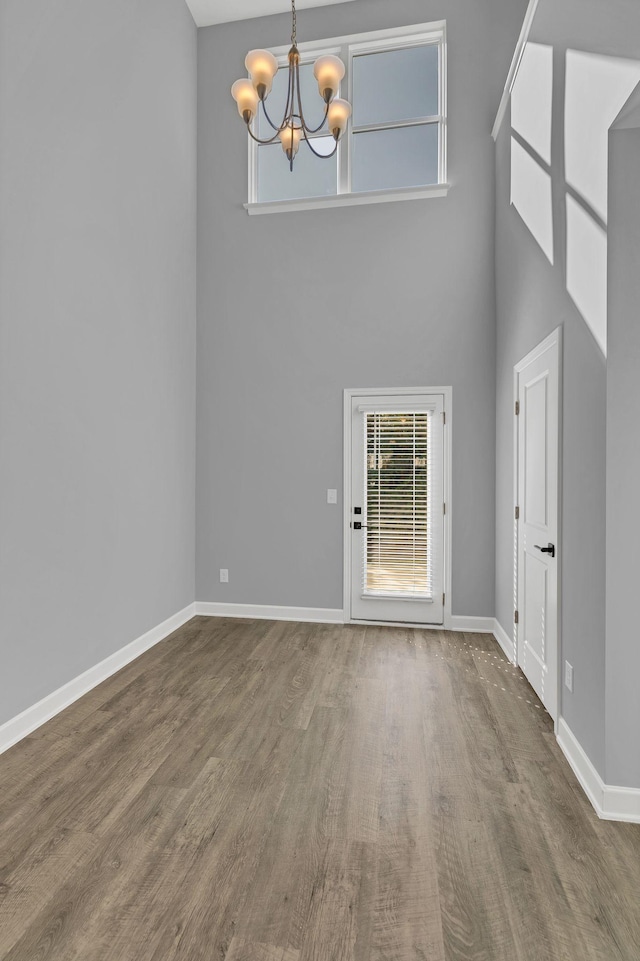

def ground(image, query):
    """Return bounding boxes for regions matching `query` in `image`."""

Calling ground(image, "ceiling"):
[185,0,358,28]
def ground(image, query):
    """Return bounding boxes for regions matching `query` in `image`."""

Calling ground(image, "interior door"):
[516,331,560,720]
[349,392,445,624]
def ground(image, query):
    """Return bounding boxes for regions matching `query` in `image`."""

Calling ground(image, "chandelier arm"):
[258,39,297,133]
[260,99,286,132]
[284,47,296,126]
[301,130,338,159]
[294,60,308,132]
[294,60,330,136]
[245,125,285,146]
[294,61,337,157]
[301,103,330,136]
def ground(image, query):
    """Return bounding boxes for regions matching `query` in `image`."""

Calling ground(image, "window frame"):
[245,20,448,215]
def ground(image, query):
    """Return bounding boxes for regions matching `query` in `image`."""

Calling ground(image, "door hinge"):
[515,505,520,520]
[443,411,446,426]
[443,502,446,515]
[442,592,446,606]
[514,610,519,624]
[515,400,520,416]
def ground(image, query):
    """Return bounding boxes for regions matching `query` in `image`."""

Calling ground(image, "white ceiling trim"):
[491,0,540,141]
[185,0,359,29]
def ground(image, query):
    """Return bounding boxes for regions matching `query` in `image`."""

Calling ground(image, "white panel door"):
[516,332,560,720]
[349,392,445,624]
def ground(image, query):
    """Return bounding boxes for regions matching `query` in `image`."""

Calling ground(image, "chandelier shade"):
[313,55,346,102]
[231,0,351,172]
[278,124,302,158]
[245,49,279,98]
[327,98,352,139]
[231,79,259,122]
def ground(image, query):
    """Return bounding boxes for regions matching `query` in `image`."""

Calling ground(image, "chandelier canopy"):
[231,0,352,171]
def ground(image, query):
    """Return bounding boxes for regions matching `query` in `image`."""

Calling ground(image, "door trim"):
[343,386,453,627]
[513,327,563,729]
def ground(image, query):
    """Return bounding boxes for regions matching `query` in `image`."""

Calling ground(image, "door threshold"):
[347,618,445,629]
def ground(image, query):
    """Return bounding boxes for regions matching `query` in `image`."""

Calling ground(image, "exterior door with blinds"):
[349,392,445,624]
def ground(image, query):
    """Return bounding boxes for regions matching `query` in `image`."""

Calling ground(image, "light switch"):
[220,569,229,583]
[327,489,338,504]
[564,661,573,692]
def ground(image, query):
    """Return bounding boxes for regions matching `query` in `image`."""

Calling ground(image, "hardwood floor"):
[1,617,640,960]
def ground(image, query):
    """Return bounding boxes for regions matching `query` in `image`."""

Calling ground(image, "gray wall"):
[196,0,528,614]
[607,104,640,787]
[0,0,197,725]
[495,0,640,779]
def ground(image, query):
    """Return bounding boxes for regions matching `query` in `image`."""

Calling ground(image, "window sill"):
[244,182,450,216]
[360,594,434,602]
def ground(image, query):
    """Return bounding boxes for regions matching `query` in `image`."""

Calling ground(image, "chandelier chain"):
[291,0,297,46]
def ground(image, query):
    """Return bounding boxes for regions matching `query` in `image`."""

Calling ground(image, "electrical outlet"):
[327,489,338,504]
[220,569,229,583]
[564,661,574,693]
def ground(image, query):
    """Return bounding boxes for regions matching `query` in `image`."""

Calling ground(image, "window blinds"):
[364,411,433,598]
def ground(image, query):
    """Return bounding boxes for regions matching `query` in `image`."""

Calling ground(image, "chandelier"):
[231,0,352,171]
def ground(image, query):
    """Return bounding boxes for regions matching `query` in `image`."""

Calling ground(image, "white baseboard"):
[556,718,606,815]
[603,784,640,823]
[447,615,496,634]
[557,718,640,824]
[0,602,196,757]
[196,604,499,633]
[195,602,344,624]
[492,618,516,663]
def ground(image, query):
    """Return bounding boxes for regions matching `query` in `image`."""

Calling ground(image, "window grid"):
[247,22,447,206]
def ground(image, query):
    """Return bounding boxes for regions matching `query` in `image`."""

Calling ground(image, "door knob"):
[535,543,555,558]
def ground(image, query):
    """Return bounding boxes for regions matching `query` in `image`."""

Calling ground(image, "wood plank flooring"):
[1,617,640,960]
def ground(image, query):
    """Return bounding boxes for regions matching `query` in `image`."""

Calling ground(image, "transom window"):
[247,22,448,213]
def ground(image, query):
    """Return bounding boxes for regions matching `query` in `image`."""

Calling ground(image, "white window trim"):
[245,20,448,215]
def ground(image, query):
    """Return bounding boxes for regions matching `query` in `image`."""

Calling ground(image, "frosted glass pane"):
[353,45,439,127]
[258,62,328,139]
[351,124,439,193]
[257,137,337,202]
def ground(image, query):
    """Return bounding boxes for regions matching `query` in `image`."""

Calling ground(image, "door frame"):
[513,327,563,729]
[343,386,453,627]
